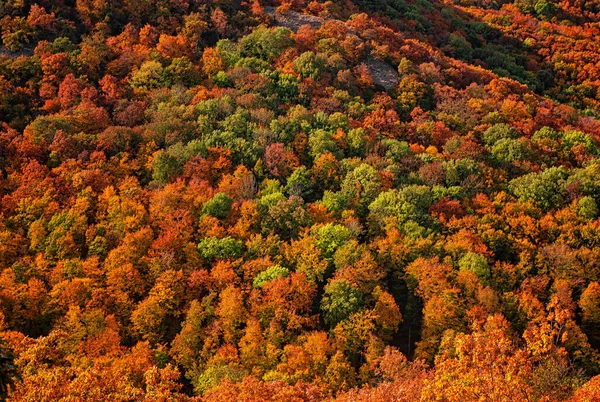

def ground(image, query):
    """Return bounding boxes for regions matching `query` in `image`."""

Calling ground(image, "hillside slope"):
[1,0,600,400]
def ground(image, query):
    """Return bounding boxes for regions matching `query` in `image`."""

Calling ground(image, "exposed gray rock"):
[263,6,324,32]
[363,58,400,91]
[0,47,34,58]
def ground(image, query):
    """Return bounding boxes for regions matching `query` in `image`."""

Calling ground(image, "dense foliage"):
[2,0,600,400]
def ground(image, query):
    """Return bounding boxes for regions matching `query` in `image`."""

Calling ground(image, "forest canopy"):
[2,0,600,400]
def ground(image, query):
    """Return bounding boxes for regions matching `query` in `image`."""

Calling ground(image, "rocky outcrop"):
[263,7,324,32]
[363,58,400,91]
[264,8,399,91]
